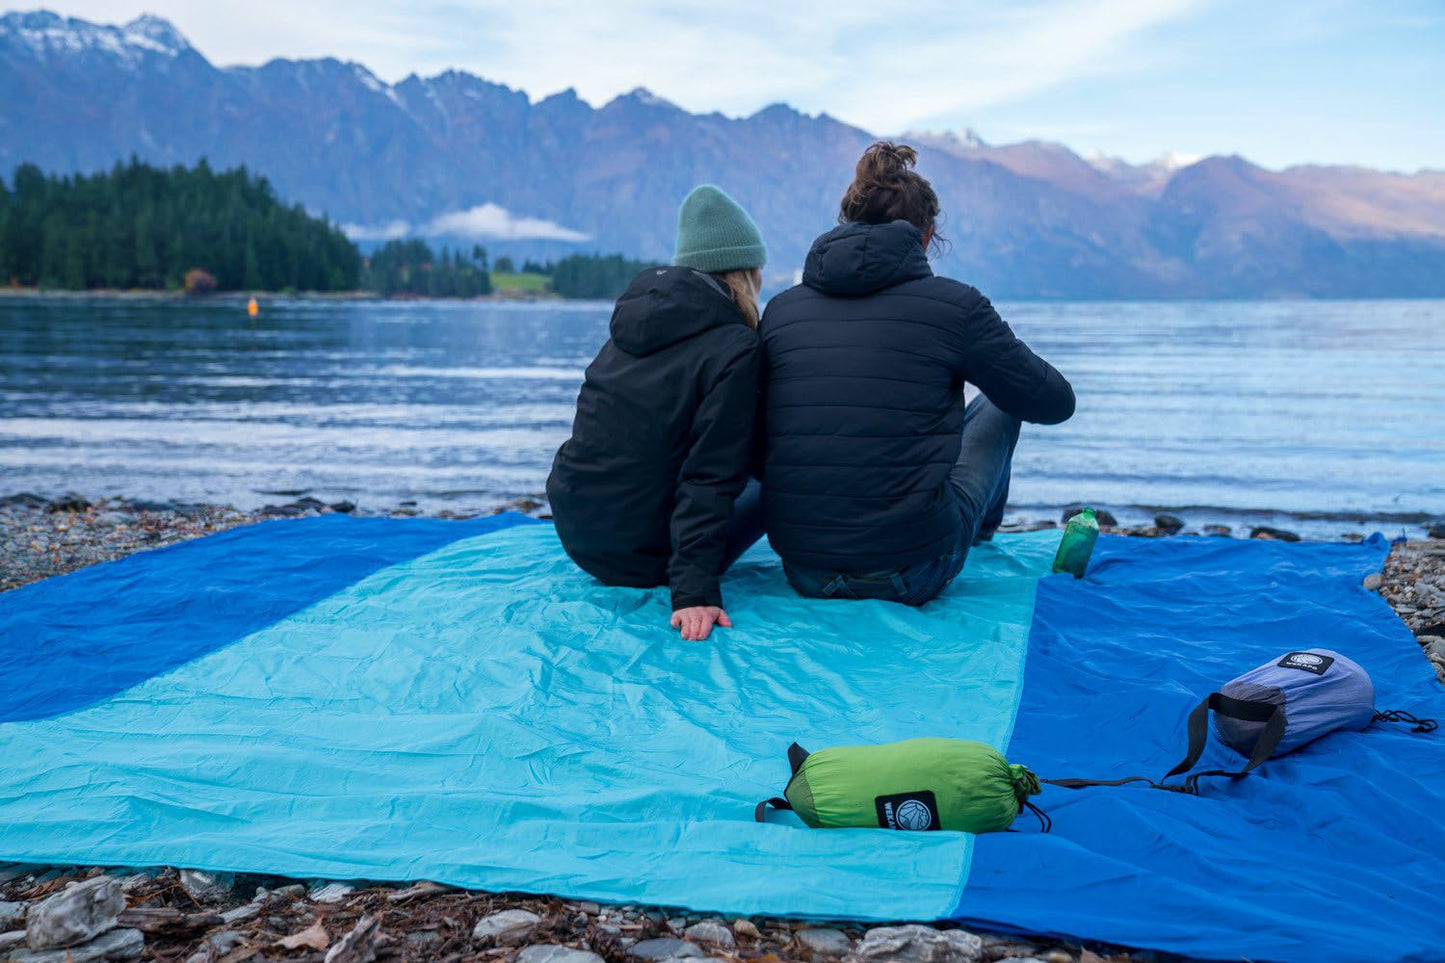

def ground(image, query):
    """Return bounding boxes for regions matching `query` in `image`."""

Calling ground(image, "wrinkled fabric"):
[0,513,527,723]
[1,520,1440,963]
[965,534,1443,963]
[0,516,1046,921]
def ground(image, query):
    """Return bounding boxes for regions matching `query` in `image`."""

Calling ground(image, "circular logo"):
[1290,653,1324,666]
[895,799,933,830]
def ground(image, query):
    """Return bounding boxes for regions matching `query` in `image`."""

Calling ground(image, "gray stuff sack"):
[1047,648,1436,796]
[1164,648,1437,792]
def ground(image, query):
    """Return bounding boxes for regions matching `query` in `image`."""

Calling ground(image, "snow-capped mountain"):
[4,10,1444,298]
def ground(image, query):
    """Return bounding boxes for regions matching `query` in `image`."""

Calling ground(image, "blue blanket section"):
[966,535,1444,963]
[0,518,1049,923]
[0,513,531,722]
[1,519,1440,962]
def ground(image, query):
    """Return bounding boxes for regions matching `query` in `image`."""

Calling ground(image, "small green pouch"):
[755,737,1043,833]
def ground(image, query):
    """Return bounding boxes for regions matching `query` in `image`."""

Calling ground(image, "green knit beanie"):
[673,185,767,273]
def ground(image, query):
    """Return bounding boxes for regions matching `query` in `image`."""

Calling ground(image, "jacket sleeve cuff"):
[671,581,723,611]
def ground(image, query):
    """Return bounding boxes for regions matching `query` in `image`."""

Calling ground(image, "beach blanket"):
[1,515,1440,963]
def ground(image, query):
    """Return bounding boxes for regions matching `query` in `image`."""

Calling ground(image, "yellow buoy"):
[246,297,259,317]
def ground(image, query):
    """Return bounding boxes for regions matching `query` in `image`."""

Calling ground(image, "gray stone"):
[1363,573,1384,591]
[220,904,260,924]
[1420,636,1445,660]
[206,930,246,953]
[325,914,380,963]
[45,492,90,513]
[25,876,126,950]
[1427,518,1445,540]
[1204,524,1233,537]
[0,900,28,929]
[683,921,734,948]
[1153,513,1185,534]
[272,883,307,899]
[386,880,451,903]
[666,917,688,934]
[94,511,130,526]
[978,935,1043,962]
[994,958,1048,963]
[797,927,852,958]
[10,927,144,962]
[628,936,704,959]
[515,947,606,963]
[471,909,541,947]
[1250,525,1301,542]
[309,881,354,903]
[852,924,983,963]
[1062,506,1117,528]
[0,930,27,951]
[119,872,158,894]
[732,919,761,939]
[178,869,234,904]
[577,902,602,915]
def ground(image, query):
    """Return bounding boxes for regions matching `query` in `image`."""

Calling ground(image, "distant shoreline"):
[0,286,566,303]
[8,285,1445,306]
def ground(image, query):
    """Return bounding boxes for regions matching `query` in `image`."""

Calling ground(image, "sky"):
[28,0,1445,172]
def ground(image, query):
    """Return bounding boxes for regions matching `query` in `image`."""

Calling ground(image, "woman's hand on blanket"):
[671,606,732,641]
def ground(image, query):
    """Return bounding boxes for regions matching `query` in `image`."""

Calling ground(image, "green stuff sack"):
[755,738,1044,834]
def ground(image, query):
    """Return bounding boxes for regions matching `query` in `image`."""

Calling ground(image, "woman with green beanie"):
[547,185,767,642]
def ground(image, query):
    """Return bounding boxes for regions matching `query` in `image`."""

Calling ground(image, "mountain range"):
[4,10,1444,298]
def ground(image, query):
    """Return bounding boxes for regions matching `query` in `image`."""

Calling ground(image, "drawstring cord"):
[1022,799,1052,833]
[1374,709,1439,733]
[1011,765,1051,832]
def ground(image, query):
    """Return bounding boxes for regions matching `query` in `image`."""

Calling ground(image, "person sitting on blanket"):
[756,142,1076,606]
[547,185,767,642]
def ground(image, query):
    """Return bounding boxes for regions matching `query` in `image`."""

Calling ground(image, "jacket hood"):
[802,220,932,297]
[610,266,745,356]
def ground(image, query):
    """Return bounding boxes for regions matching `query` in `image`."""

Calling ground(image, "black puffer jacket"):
[759,220,1074,572]
[547,266,759,610]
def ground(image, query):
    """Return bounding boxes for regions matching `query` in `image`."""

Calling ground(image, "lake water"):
[1,295,1441,536]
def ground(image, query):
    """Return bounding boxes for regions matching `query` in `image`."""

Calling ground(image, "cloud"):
[339,219,410,241]
[426,204,591,242]
[341,205,591,243]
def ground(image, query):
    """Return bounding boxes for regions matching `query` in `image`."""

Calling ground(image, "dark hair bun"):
[855,141,919,183]
[839,141,942,246]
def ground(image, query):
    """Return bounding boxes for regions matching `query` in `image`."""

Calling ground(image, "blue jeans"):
[722,479,766,570]
[784,395,1021,607]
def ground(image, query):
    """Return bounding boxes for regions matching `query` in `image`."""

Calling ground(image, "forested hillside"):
[0,159,360,292]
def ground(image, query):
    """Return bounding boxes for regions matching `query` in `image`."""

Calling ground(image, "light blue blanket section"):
[0,520,1056,921]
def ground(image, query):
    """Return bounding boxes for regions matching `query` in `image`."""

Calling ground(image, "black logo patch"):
[1278,652,1334,675]
[874,790,941,831]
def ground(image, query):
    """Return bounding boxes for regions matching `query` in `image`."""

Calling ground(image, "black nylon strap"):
[787,742,810,775]
[1043,775,1167,790]
[754,797,792,822]
[1162,692,1286,790]
[1046,692,1286,797]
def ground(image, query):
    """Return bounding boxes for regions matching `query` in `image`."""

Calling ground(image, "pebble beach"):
[2,492,1442,963]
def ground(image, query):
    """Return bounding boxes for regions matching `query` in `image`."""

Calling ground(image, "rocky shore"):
[2,492,1442,962]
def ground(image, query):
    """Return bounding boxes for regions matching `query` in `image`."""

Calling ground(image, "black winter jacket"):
[547,266,759,610]
[759,220,1074,572]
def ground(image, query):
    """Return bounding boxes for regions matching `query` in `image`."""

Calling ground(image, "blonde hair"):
[714,268,761,329]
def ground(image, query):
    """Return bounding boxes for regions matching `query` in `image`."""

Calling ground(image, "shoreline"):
[0,286,570,303]
[1,491,1441,963]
